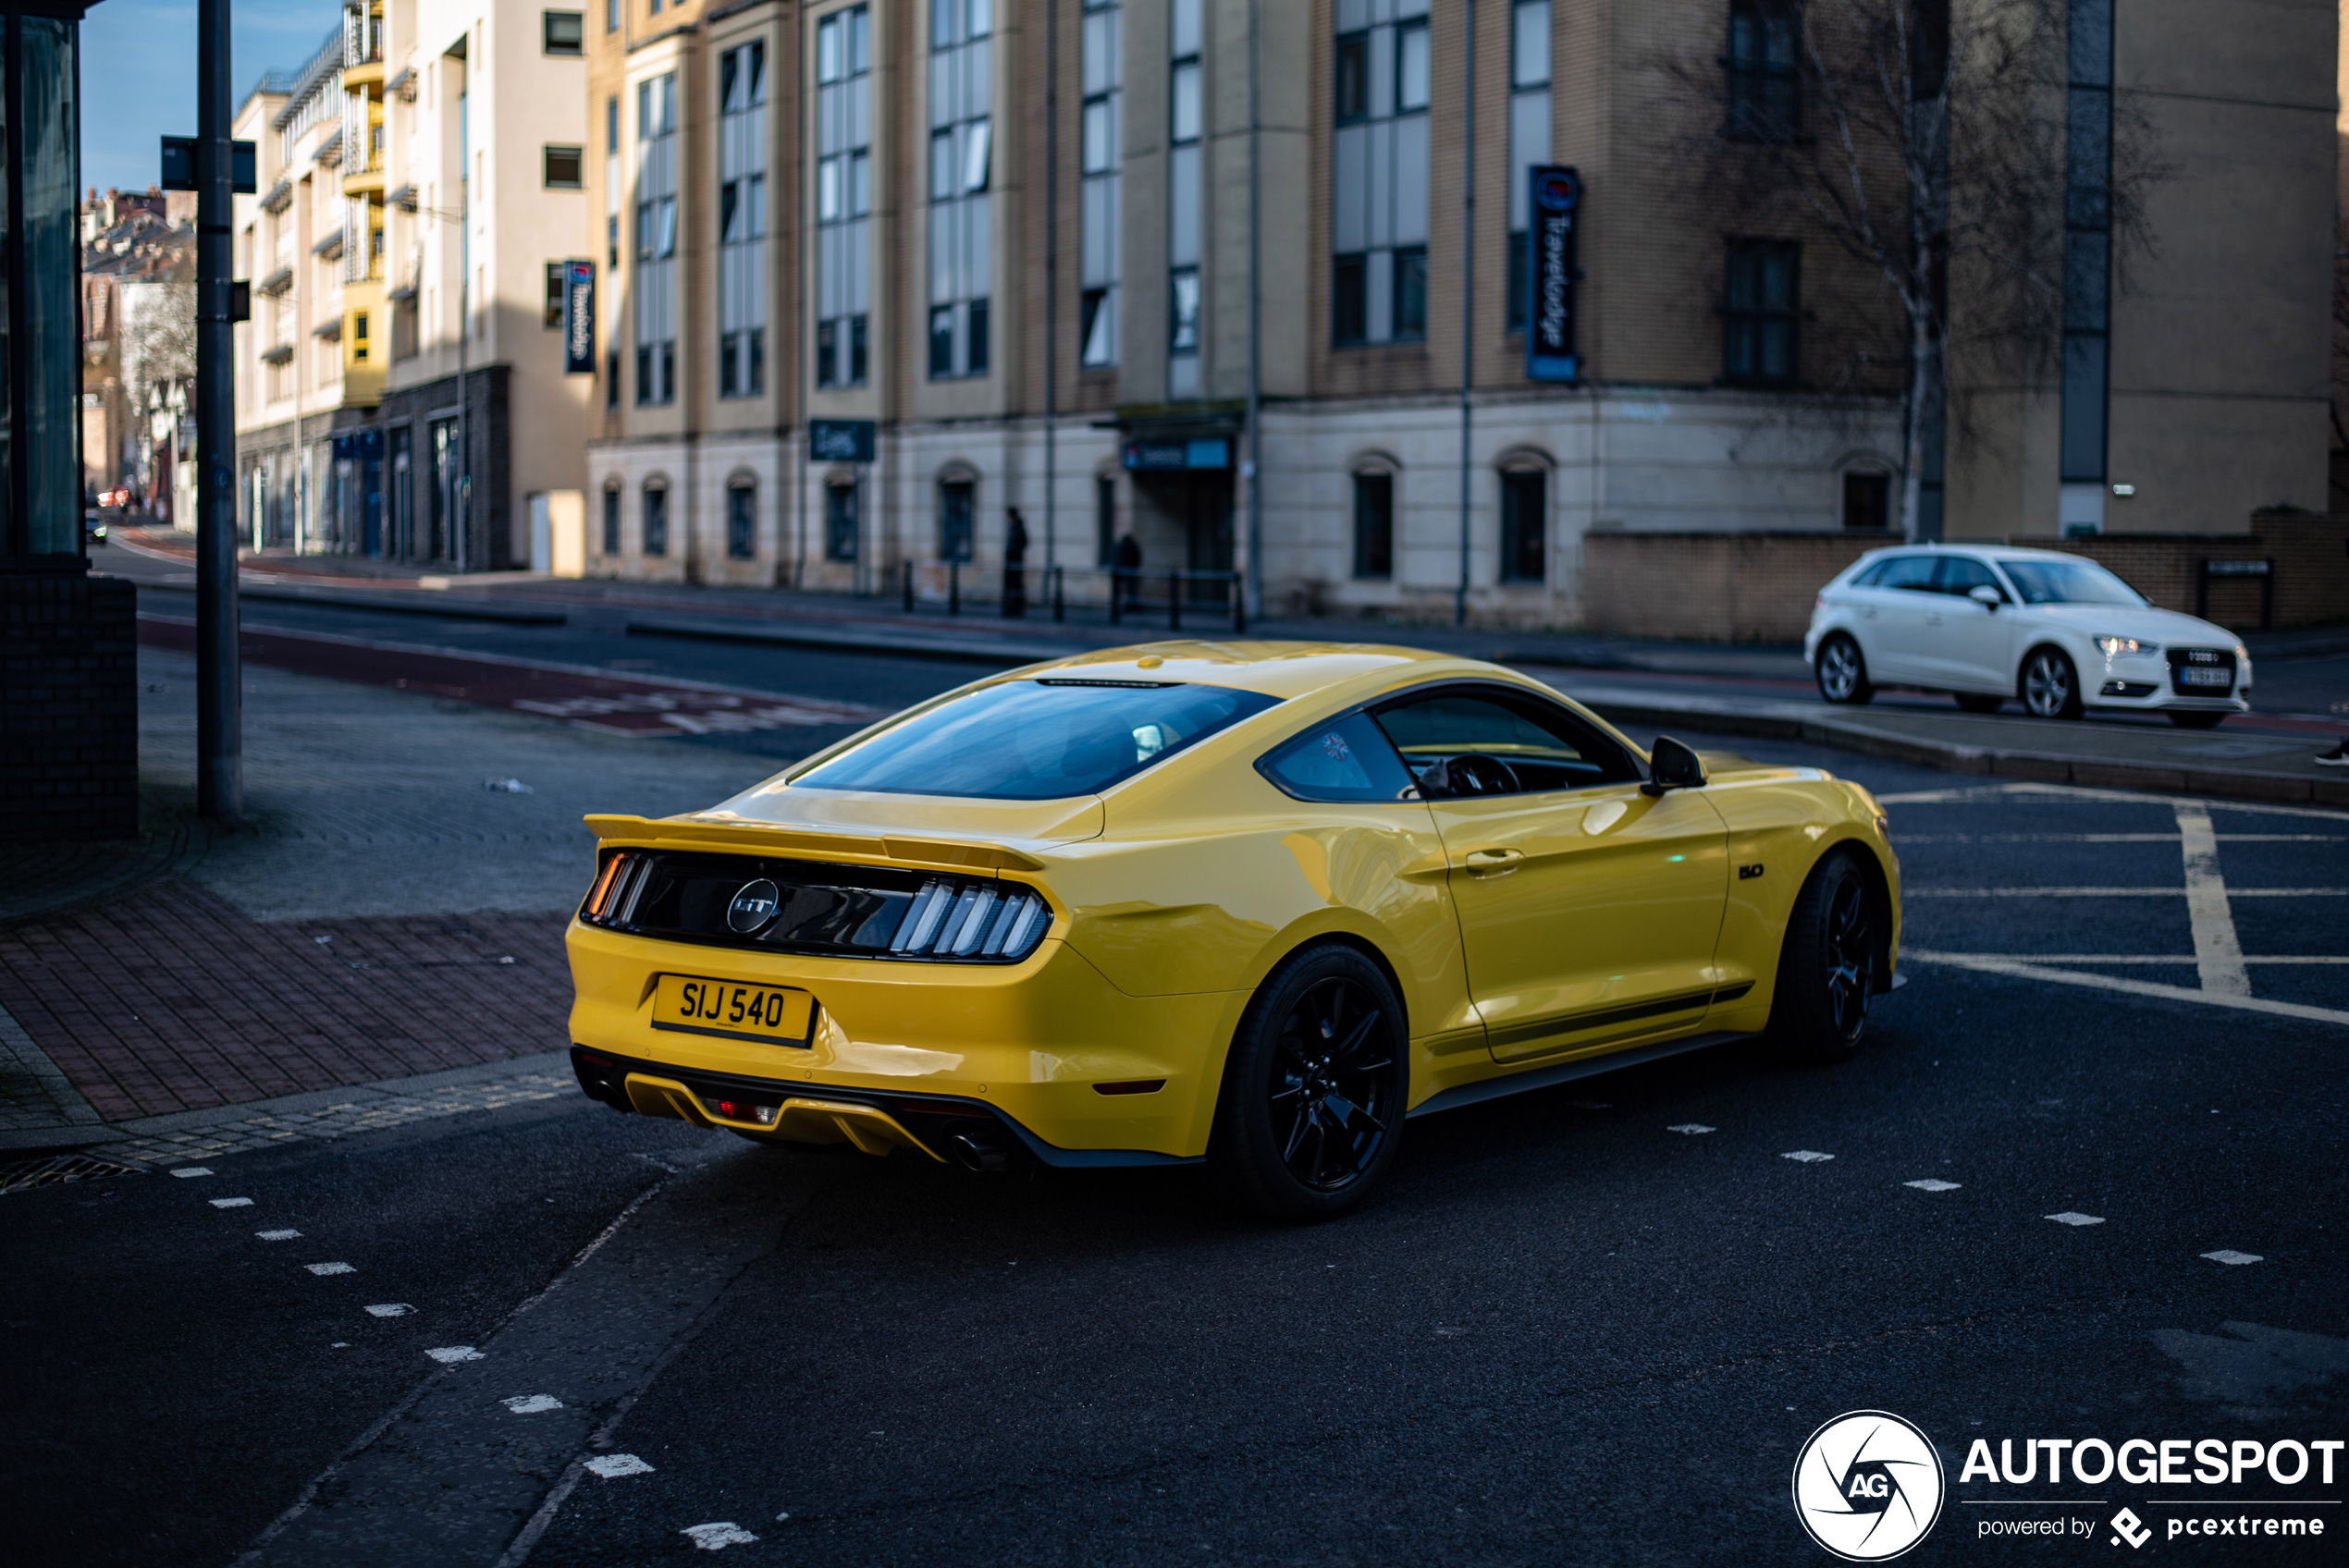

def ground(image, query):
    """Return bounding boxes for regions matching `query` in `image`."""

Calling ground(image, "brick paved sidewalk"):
[0,644,776,1149]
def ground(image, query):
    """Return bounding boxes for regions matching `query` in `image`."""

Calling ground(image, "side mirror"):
[1642,736,1708,797]
[1967,583,2003,609]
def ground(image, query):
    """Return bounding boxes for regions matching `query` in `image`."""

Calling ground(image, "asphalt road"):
[7,650,2346,1568]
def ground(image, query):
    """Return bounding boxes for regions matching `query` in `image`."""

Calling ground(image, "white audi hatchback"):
[1803,545,2252,727]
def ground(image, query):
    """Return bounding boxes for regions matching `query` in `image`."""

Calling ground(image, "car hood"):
[2020,603,2242,647]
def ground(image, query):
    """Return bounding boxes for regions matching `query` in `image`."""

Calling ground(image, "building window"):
[1722,239,1799,385]
[719,40,768,399]
[1352,472,1394,580]
[1724,0,1801,142]
[825,481,859,561]
[643,482,670,556]
[544,145,584,189]
[607,0,618,33]
[544,10,584,55]
[1842,472,1890,531]
[1506,0,1552,332]
[634,73,678,405]
[1167,0,1200,394]
[938,477,977,561]
[602,484,621,552]
[1331,0,1432,350]
[726,480,757,558]
[544,262,566,326]
[605,349,621,410]
[1094,474,1117,567]
[605,95,621,270]
[929,0,993,381]
[352,311,370,361]
[1499,468,1545,582]
[817,4,873,388]
[1079,0,1122,367]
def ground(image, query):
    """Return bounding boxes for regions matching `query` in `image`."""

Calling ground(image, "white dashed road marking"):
[258,1229,301,1241]
[1903,950,2349,1027]
[502,1395,564,1415]
[1782,1150,1834,1163]
[682,1524,758,1550]
[2201,1250,2263,1266]
[426,1345,484,1363]
[583,1453,655,1478]
[1904,1179,1962,1192]
[210,1196,253,1207]
[305,1262,355,1275]
[169,1167,214,1178]
[1906,887,2345,898]
[2175,802,2251,998]
[1666,1123,1716,1134]
[364,1304,413,1317]
[2047,1212,2106,1227]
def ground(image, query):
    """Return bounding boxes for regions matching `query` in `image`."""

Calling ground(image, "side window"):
[1849,558,1889,588]
[1874,554,1941,593]
[1938,557,2002,598]
[1258,711,1419,803]
[1371,687,1640,796]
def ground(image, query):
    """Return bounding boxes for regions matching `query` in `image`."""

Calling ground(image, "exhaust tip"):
[949,1131,1011,1173]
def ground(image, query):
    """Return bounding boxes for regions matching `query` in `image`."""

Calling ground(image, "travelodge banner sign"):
[1526,165,1580,384]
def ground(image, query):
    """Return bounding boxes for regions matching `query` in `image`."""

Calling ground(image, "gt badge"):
[727,879,781,934]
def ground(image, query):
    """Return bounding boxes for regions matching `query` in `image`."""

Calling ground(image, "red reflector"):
[716,1100,741,1118]
[576,1050,613,1065]
[1093,1080,1167,1096]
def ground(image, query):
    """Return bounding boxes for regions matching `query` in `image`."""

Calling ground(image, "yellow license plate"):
[652,974,815,1047]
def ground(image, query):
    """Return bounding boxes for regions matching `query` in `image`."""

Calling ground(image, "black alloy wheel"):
[1815,635,1873,704]
[1210,944,1407,1220]
[1767,849,1879,1064]
[2019,646,2084,719]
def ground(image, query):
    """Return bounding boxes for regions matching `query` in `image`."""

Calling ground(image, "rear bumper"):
[564,918,1243,1161]
[569,1045,1203,1169]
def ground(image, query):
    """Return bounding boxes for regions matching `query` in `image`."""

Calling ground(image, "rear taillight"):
[582,851,655,926]
[892,877,1052,961]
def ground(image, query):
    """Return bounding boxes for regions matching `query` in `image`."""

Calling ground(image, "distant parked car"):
[1804,545,2249,728]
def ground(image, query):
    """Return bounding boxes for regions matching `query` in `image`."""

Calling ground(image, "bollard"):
[949,560,960,616]
[1231,572,1246,634]
[1168,571,1182,631]
[904,559,915,613]
[1052,565,1065,622]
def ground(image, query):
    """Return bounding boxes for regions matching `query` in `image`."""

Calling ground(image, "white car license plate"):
[2177,667,2231,688]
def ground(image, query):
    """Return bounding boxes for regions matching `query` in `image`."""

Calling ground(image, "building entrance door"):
[1180,472,1233,602]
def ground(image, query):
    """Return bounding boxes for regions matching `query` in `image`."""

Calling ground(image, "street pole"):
[1042,0,1057,577]
[1244,0,1261,622]
[195,0,241,821]
[1455,0,1475,628]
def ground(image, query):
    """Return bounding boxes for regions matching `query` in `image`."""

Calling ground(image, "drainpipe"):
[1244,0,1262,621]
[1043,0,1059,574]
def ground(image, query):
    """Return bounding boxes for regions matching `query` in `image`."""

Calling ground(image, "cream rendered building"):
[580,0,2325,621]
[236,0,596,567]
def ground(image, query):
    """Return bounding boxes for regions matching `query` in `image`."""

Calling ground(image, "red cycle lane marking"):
[135,615,882,738]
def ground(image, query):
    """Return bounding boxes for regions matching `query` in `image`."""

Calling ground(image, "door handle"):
[1463,848,1525,876]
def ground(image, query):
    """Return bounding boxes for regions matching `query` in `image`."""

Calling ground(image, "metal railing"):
[899,560,1246,635]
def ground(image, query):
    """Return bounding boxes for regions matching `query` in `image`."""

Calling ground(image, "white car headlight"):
[2093,635,2156,656]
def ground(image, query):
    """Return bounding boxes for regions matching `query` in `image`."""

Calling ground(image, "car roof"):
[1004,640,1476,701]
[1851,542,2102,564]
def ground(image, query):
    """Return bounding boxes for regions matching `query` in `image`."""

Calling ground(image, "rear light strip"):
[892,877,1051,960]
[584,851,658,926]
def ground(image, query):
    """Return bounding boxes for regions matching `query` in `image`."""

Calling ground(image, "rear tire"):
[2019,646,2084,720]
[1766,849,1880,1065]
[1953,693,2003,714]
[1208,943,1408,1222]
[1815,635,1874,705]
[2168,711,2227,729]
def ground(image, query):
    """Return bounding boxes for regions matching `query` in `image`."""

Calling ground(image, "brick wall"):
[1580,531,1894,642]
[0,573,139,843]
[2044,514,2349,631]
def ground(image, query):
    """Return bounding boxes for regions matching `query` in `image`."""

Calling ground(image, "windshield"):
[1997,558,2146,606]
[794,679,1282,801]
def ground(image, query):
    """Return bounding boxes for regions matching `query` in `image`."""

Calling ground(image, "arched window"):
[600,482,622,555]
[1498,455,1549,583]
[642,478,670,557]
[725,475,757,559]
[938,470,977,562]
[1350,459,1397,581]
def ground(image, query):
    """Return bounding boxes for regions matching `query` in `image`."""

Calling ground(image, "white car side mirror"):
[1967,584,2003,609]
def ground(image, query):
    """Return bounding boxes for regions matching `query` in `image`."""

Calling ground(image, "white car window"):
[1998,558,2146,606]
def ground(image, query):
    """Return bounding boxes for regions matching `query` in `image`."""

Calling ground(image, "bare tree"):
[1668,0,2157,533]
[122,278,198,419]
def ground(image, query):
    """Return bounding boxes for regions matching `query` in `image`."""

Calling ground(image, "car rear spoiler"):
[581,814,1048,874]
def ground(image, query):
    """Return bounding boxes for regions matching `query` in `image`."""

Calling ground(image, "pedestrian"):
[1002,508,1028,619]
[1113,532,1142,613]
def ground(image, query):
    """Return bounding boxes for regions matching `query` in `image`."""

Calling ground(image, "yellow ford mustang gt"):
[566,641,1900,1219]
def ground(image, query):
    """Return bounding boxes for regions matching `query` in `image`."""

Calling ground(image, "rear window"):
[794,679,1281,801]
